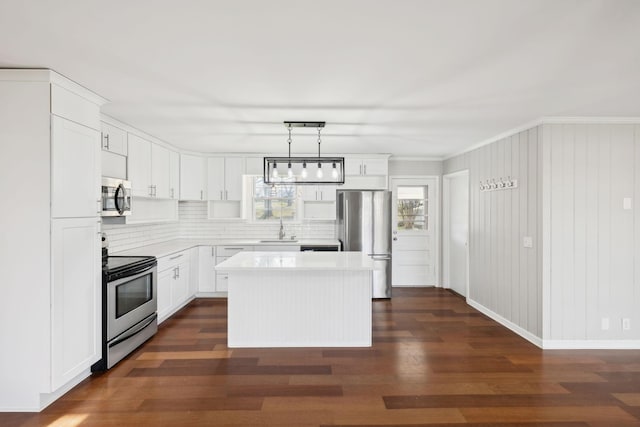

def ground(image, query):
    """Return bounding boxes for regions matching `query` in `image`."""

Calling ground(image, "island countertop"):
[215,251,375,272]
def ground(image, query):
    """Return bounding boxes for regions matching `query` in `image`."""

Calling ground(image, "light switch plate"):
[523,236,533,248]
[623,198,632,210]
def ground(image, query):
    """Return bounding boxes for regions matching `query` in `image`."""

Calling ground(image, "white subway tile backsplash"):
[103,201,336,251]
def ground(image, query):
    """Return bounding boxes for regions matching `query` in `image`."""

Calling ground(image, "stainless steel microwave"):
[101,177,132,216]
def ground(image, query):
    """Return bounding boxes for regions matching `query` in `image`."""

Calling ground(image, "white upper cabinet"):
[180,154,207,201]
[207,157,245,201]
[301,185,337,202]
[169,150,180,200]
[151,143,171,198]
[127,133,152,197]
[128,133,175,199]
[51,116,101,218]
[100,122,127,156]
[345,158,388,176]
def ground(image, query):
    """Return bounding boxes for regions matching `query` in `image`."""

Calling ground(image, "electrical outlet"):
[523,236,533,248]
[601,318,610,330]
[622,318,631,330]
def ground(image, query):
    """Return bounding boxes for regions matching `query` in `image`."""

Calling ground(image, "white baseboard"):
[466,298,543,348]
[542,340,640,349]
[467,298,640,350]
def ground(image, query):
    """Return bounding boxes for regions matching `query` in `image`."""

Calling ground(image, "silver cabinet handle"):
[225,190,228,200]
[97,199,102,214]
[201,190,203,200]
[359,164,362,175]
[220,190,223,200]
[170,188,174,199]
[176,266,180,278]
[169,254,184,260]
[364,164,367,175]
[173,267,178,279]
[104,133,110,150]
[211,247,215,257]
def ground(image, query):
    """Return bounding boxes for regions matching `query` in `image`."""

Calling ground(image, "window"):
[253,177,298,221]
[396,185,428,230]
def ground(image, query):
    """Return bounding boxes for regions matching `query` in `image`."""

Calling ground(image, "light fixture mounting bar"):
[283,121,325,128]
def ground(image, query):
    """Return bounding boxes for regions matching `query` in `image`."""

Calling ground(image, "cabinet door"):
[180,154,206,201]
[157,268,173,323]
[319,185,337,201]
[362,158,388,176]
[128,134,152,197]
[151,143,171,198]
[224,157,245,201]
[172,261,190,306]
[301,185,319,201]
[51,217,101,390]
[51,116,101,218]
[198,246,216,292]
[207,157,225,200]
[344,159,363,176]
[101,122,127,156]
[169,150,180,199]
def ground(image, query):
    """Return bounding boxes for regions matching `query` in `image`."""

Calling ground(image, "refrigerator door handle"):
[370,255,391,260]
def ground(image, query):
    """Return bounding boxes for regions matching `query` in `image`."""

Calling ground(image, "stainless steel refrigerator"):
[336,190,392,298]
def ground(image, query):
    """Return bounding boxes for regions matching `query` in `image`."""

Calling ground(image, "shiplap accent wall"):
[542,123,640,342]
[444,126,542,339]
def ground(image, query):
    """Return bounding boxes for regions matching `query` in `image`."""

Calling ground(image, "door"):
[391,177,437,286]
[224,157,245,201]
[169,150,180,199]
[443,171,469,297]
[180,154,206,201]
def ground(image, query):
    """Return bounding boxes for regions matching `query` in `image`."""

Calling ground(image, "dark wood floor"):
[4,288,640,426]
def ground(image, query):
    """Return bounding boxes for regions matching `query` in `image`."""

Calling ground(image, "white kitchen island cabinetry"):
[216,251,374,347]
[0,69,106,411]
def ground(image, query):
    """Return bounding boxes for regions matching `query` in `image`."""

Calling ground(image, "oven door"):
[107,265,157,341]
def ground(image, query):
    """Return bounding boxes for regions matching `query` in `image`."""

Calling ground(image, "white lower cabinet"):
[157,250,193,324]
[198,246,216,294]
[50,217,101,390]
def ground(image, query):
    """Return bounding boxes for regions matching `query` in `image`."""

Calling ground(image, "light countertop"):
[215,251,375,271]
[112,238,341,258]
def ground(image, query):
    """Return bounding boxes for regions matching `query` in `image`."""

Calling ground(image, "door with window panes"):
[390,177,437,286]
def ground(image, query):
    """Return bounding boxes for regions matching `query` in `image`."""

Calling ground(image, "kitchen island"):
[215,251,374,347]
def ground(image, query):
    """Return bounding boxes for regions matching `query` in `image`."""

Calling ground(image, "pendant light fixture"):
[264,121,345,185]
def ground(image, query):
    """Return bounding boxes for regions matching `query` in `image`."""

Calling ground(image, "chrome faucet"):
[278,218,285,240]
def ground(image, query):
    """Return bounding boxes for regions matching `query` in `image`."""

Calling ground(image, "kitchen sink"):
[259,240,299,243]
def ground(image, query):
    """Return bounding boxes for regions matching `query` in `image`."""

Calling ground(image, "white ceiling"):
[1,0,639,158]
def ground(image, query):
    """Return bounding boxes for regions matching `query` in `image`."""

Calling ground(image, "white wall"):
[542,123,640,342]
[444,126,542,339]
[389,159,442,176]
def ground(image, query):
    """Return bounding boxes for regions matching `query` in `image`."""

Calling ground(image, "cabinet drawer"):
[217,245,253,257]
[157,250,189,272]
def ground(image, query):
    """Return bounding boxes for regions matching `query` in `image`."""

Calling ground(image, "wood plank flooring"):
[4,288,640,426]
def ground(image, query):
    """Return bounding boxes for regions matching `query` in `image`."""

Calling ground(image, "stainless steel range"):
[92,250,158,371]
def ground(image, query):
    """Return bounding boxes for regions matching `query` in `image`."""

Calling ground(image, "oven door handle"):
[109,314,157,348]
[122,263,156,278]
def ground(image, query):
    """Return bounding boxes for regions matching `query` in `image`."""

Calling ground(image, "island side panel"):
[227,270,372,347]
